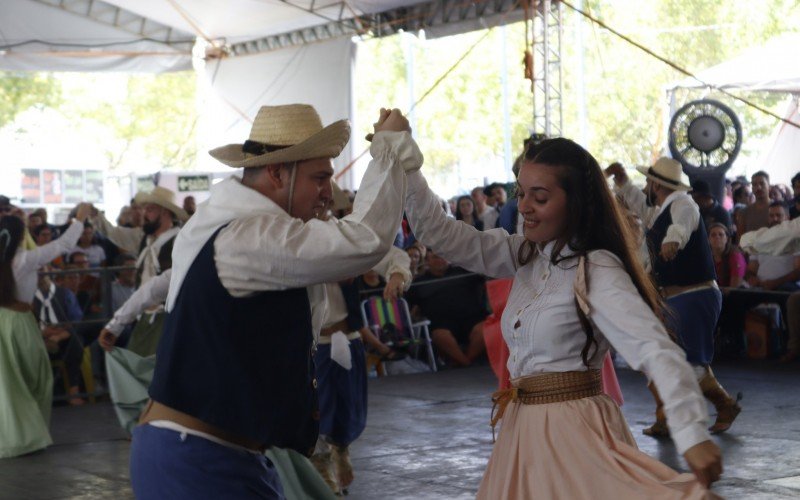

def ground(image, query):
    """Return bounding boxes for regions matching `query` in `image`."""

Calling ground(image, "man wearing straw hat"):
[129,104,420,499]
[607,158,741,438]
[91,186,188,285]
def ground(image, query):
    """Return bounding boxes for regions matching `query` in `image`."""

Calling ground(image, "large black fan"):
[668,99,742,201]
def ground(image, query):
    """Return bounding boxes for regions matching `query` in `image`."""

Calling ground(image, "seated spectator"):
[111,254,137,313]
[406,242,425,278]
[0,214,55,458]
[33,274,85,405]
[407,249,489,367]
[691,180,732,232]
[708,223,745,288]
[480,183,506,229]
[183,196,197,217]
[455,195,483,230]
[471,186,490,221]
[33,208,60,239]
[27,212,43,231]
[745,203,800,292]
[790,172,800,220]
[73,223,106,269]
[65,252,101,315]
[31,225,65,268]
[736,171,771,237]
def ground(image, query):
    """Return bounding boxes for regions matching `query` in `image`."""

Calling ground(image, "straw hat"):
[636,157,691,191]
[209,104,350,169]
[134,186,189,222]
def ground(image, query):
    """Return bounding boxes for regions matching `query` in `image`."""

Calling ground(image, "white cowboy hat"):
[209,104,351,169]
[636,157,691,191]
[134,186,189,222]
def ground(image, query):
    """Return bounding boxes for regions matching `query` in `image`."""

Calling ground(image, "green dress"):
[0,306,53,458]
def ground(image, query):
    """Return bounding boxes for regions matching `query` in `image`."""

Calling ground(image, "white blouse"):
[405,171,710,455]
[12,220,83,304]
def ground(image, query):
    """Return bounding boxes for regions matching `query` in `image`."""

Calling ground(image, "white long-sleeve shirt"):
[12,220,83,304]
[165,131,419,337]
[104,270,172,336]
[405,170,710,455]
[615,180,700,249]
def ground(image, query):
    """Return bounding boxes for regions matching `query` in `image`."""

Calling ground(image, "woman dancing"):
[403,138,722,498]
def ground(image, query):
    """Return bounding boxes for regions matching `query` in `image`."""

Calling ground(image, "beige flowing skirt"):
[477,394,720,499]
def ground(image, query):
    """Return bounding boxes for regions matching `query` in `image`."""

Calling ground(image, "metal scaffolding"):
[530,0,563,137]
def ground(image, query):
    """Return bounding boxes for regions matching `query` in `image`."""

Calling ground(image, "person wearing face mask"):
[406,140,723,498]
[608,159,741,439]
[129,104,419,499]
[90,187,188,285]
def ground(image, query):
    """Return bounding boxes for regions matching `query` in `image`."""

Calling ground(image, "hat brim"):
[635,166,691,191]
[209,119,351,169]
[134,193,189,222]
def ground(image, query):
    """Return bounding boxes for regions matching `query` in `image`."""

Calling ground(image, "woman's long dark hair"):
[455,195,479,223]
[516,138,667,366]
[708,222,734,285]
[0,215,25,307]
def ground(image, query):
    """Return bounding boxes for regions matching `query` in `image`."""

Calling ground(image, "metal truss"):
[530,0,563,137]
[30,0,195,49]
[229,0,522,56]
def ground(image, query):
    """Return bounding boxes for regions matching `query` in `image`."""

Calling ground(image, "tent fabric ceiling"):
[667,33,800,94]
[0,0,429,72]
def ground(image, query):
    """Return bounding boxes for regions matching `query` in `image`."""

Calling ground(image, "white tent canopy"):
[1,0,519,188]
[667,32,800,93]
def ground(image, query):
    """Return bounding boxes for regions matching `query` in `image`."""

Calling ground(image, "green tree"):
[61,71,198,170]
[0,72,62,129]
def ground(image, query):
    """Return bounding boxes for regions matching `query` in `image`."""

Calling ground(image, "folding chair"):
[360,296,437,373]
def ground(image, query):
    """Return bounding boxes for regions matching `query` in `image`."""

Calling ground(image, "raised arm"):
[21,203,91,274]
[404,171,522,278]
[214,130,416,292]
[91,212,143,254]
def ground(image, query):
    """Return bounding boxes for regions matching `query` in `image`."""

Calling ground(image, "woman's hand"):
[98,328,118,352]
[683,440,723,488]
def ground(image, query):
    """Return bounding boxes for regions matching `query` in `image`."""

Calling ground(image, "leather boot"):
[699,366,742,434]
[642,382,670,437]
[310,451,341,496]
[332,444,354,491]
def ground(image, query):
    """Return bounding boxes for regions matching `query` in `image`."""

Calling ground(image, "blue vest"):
[646,202,717,287]
[149,227,319,455]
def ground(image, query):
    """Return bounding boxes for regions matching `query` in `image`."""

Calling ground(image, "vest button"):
[312,378,318,388]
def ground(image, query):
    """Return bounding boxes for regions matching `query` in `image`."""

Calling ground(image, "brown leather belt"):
[139,400,266,452]
[490,370,603,439]
[320,319,349,337]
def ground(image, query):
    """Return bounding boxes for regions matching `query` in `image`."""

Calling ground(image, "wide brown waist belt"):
[139,400,266,452]
[490,370,603,439]
[320,319,350,337]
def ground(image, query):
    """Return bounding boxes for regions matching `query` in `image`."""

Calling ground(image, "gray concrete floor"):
[1,361,798,499]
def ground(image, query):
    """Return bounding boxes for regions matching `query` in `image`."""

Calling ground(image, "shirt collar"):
[657,190,688,216]
[537,240,577,260]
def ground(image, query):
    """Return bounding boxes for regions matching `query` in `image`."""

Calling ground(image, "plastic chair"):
[360,296,437,373]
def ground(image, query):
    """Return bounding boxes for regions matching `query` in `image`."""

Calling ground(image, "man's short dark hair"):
[114,253,136,266]
[769,201,788,212]
[791,172,800,187]
[752,170,770,183]
[67,251,88,264]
